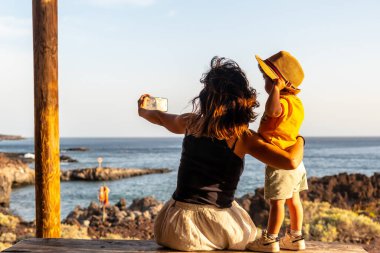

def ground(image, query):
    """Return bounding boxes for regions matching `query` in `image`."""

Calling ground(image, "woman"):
[137,57,304,251]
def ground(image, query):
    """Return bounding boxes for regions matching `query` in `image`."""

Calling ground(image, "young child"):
[247,51,308,252]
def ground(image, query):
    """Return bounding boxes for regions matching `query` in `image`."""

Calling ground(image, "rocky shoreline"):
[60,167,170,181]
[0,135,24,141]
[62,147,89,152]
[236,173,380,251]
[0,154,35,207]
[1,185,379,252]
[63,197,162,239]
[237,173,380,227]
[0,153,170,207]
[302,173,380,223]
[0,152,379,252]
[3,152,78,164]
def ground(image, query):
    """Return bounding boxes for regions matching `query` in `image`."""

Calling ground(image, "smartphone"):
[144,97,168,112]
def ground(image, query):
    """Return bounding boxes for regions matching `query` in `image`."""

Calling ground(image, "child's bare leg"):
[247,199,284,252]
[267,199,286,236]
[286,192,303,233]
[280,192,306,250]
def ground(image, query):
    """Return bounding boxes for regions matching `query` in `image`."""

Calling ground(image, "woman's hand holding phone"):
[137,94,184,133]
[138,94,150,117]
[138,94,168,112]
[138,94,169,122]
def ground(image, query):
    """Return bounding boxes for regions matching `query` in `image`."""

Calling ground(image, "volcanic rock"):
[0,154,35,207]
[63,196,164,239]
[60,155,78,163]
[62,147,89,152]
[300,173,380,210]
[0,134,24,141]
[60,167,170,181]
[3,152,78,164]
[236,173,380,227]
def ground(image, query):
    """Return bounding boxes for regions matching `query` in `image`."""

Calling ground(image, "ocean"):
[1,137,379,221]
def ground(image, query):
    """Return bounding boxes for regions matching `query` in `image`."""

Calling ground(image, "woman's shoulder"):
[241,129,261,142]
[239,130,266,150]
[179,113,195,130]
[180,113,195,121]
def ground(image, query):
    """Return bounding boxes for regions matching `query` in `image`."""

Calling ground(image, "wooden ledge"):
[2,239,366,253]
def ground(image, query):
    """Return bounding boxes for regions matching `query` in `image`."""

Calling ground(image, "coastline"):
[1,173,379,252]
[0,153,171,208]
[0,135,24,141]
[1,137,379,252]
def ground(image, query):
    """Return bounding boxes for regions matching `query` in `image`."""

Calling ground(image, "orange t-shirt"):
[258,95,304,150]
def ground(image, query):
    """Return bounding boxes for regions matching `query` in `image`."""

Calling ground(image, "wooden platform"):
[2,239,366,253]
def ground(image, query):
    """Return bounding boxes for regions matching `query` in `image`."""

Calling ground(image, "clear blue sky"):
[1,0,379,137]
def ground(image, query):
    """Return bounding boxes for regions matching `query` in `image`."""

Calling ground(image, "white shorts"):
[264,161,308,200]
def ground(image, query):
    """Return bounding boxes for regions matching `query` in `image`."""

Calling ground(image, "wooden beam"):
[3,239,368,253]
[32,0,61,238]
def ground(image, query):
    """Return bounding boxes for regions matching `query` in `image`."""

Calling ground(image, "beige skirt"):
[154,199,257,251]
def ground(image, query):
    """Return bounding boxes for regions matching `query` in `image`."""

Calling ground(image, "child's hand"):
[273,78,286,91]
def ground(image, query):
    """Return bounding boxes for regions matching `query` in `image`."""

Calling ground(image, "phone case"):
[145,97,168,112]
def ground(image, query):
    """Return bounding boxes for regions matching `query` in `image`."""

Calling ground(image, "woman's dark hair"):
[188,56,259,139]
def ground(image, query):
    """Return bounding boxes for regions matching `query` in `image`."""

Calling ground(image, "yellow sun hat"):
[255,51,304,93]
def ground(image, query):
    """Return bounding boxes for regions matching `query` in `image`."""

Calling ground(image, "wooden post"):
[32,0,61,238]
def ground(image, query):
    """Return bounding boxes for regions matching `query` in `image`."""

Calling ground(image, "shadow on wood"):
[2,239,366,253]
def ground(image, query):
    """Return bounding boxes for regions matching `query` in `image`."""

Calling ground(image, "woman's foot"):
[279,231,306,250]
[247,230,280,252]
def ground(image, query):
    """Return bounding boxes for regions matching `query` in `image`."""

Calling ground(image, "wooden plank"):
[3,239,366,253]
[32,0,61,238]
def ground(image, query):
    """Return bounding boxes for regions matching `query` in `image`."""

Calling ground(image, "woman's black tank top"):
[172,135,244,208]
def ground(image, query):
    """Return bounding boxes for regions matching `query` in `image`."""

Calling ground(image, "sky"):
[0,0,380,137]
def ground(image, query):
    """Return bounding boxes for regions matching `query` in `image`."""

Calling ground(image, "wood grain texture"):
[32,0,60,238]
[3,239,367,253]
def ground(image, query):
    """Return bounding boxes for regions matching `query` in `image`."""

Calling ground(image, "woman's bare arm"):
[137,94,189,134]
[241,131,304,170]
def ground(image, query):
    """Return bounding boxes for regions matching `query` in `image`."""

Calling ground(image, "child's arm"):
[265,79,286,117]
[138,94,189,134]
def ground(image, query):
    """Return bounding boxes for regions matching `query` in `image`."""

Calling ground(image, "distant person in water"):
[137,56,304,251]
[247,51,308,252]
